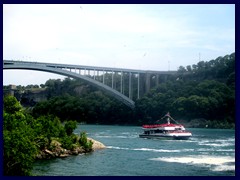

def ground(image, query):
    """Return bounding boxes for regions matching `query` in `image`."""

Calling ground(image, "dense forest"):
[136,53,235,127]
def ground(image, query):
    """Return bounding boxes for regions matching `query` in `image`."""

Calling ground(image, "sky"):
[3,4,235,86]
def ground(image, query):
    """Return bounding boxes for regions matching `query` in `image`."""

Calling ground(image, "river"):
[32,124,235,176]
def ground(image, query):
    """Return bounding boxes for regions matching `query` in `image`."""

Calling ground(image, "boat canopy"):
[142,123,183,128]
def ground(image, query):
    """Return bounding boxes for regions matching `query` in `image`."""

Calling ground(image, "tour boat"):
[139,112,192,140]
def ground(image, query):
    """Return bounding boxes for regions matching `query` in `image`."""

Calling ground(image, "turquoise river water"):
[32,124,235,176]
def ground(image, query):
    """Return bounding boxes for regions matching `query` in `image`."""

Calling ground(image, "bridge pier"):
[137,73,140,99]
[145,73,151,94]
[120,71,123,94]
[102,70,105,84]
[112,71,114,88]
[129,72,132,99]
[156,74,159,87]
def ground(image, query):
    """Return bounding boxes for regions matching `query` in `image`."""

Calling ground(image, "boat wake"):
[149,155,235,172]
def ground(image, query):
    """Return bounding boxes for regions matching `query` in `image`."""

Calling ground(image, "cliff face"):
[16,89,48,107]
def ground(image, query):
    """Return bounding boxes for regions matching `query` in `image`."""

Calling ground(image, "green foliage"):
[177,52,235,83]
[64,120,77,136]
[33,89,134,124]
[34,135,49,150]
[3,96,37,176]
[34,115,65,140]
[60,136,74,150]
[4,95,22,114]
[79,132,93,152]
[135,53,235,127]
[3,96,93,176]
[136,78,234,125]
[4,128,37,176]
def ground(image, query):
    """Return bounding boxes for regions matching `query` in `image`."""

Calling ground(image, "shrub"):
[60,136,74,150]
[64,120,77,136]
[79,132,93,152]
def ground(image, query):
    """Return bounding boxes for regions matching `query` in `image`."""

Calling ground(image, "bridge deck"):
[3,60,177,74]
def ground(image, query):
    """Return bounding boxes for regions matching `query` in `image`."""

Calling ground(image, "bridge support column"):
[129,72,132,99]
[121,71,123,94]
[145,73,151,93]
[123,72,125,95]
[103,70,105,84]
[112,71,114,88]
[97,71,99,81]
[156,74,159,87]
[137,73,140,99]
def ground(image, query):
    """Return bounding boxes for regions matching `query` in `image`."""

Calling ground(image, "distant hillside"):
[135,52,235,128]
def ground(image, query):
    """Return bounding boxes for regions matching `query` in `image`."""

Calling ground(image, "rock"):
[44,149,54,155]
[36,138,105,160]
[59,154,69,158]
[87,137,106,150]
[71,150,79,155]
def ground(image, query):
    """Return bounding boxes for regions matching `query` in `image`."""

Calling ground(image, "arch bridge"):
[3,60,177,109]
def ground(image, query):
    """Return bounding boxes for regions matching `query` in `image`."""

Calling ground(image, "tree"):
[3,96,37,176]
[186,65,192,72]
[178,66,186,73]
[79,132,93,152]
[40,84,45,88]
[64,120,77,136]
[3,95,22,114]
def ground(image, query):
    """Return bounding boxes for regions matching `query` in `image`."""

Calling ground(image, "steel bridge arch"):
[3,63,135,109]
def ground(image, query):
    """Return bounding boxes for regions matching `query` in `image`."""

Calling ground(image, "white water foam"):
[133,148,182,153]
[106,146,194,153]
[198,140,234,147]
[200,143,233,147]
[106,146,130,150]
[216,149,235,152]
[197,148,215,152]
[95,135,112,138]
[197,148,235,152]
[149,155,235,172]
[211,164,235,172]
[121,132,130,135]
[215,138,235,143]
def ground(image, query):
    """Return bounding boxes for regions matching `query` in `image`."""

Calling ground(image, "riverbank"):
[36,138,105,159]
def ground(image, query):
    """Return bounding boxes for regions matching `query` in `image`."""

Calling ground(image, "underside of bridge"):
[3,63,135,109]
[4,60,177,109]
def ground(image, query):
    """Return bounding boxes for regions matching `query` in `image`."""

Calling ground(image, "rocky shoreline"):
[36,138,105,159]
